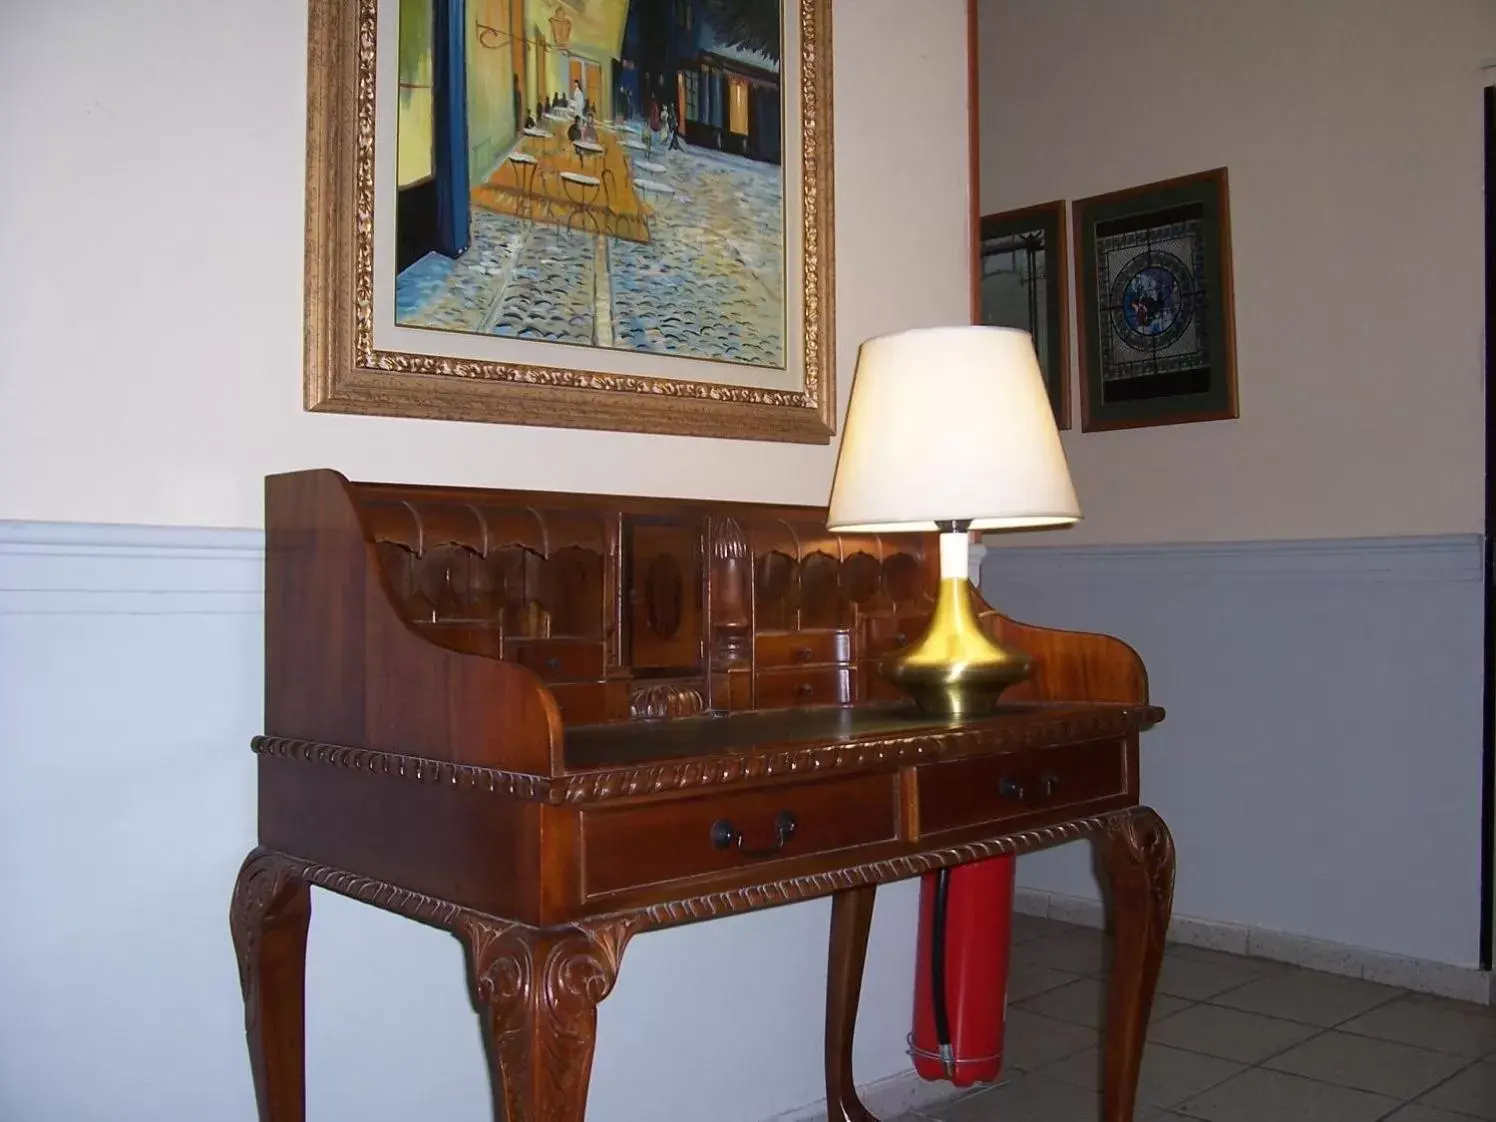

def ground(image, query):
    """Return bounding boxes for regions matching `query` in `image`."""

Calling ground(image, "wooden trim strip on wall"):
[967,0,981,323]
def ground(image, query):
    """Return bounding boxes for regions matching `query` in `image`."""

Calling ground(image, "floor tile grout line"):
[1168,1064,1402,1121]
[1324,1017,1496,1060]
[999,921,1496,1120]
[903,1050,1486,1122]
[1399,1053,1490,1116]
[1144,1021,1334,1068]
[1248,1045,1483,1105]
[1192,983,1407,1029]
[1145,1052,1255,1115]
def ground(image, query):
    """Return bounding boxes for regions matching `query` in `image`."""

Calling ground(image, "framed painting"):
[304,0,835,443]
[977,201,1070,429]
[1072,167,1238,432]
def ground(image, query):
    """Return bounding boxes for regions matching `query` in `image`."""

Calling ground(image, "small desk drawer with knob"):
[755,630,851,669]
[507,639,607,682]
[861,615,927,658]
[579,773,898,898]
[915,739,1131,838]
[755,666,851,708]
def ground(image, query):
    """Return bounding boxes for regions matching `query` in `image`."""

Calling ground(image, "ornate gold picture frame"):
[304,0,836,443]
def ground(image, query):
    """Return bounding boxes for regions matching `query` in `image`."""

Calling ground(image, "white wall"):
[979,0,1494,546]
[0,0,971,529]
[0,2,975,1121]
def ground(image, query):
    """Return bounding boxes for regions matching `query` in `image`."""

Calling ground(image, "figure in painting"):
[393,0,787,369]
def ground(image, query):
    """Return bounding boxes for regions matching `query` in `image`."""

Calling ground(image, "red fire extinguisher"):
[909,856,1016,1086]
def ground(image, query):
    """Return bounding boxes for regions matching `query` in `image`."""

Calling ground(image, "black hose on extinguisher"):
[930,866,955,1077]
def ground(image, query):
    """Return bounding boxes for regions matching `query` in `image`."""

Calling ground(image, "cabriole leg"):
[1099,808,1176,1122]
[230,848,312,1122]
[460,918,635,1122]
[825,885,879,1122]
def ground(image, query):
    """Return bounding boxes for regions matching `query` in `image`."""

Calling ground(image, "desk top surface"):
[561,701,1160,772]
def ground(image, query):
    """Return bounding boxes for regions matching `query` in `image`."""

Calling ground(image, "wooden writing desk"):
[231,470,1173,1122]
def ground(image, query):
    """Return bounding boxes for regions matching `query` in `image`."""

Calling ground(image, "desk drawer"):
[509,639,606,682]
[756,667,851,708]
[857,660,905,703]
[917,739,1128,837]
[861,615,927,658]
[756,630,851,669]
[548,680,627,725]
[581,774,897,897]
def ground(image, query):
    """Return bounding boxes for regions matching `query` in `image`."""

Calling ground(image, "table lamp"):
[827,325,1080,716]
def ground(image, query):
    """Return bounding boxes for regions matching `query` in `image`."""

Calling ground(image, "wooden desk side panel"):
[264,470,561,774]
[981,604,1149,706]
[256,755,548,923]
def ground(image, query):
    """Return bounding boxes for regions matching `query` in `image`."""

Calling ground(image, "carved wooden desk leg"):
[825,885,879,1122]
[460,917,636,1122]
[1099,808,1176,1122]
[230,849,312,1122]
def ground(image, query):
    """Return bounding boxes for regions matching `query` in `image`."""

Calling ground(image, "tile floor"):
[890,915,1496,1122]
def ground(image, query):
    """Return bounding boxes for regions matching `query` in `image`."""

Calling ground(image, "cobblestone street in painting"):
[395,138,785,368]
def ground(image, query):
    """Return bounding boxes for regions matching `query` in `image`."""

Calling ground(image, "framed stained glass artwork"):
[977,201,1069,429]
[1072,168,1238,432]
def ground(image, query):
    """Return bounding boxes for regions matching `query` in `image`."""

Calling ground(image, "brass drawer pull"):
[999,773,1061,804]
[711,811,798,858]
[795,682,815,698]
[793,646,814,662]
[545,657,562,671]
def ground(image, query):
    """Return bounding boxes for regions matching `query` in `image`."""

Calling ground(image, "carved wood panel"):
[347,480,954,727]
[624,518,705,674]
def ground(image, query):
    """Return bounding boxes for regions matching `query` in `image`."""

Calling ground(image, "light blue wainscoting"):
[0,521,922,1122]
[981,534,1486,969]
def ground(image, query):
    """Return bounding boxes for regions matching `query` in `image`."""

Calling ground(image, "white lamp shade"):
[826,326,1081,533]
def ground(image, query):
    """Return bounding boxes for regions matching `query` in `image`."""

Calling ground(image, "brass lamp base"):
[883,576,1032,717]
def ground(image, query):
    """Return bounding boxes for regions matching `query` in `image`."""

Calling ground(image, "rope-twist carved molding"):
[252,705,1158,805]
[239,849,472,930]
[559,707,1158,803]
[231,810,1151,947]
[252,737,556,801]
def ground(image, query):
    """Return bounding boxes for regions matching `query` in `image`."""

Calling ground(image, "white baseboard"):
[1016,888,1495,1006]
[766,1066,982,1122]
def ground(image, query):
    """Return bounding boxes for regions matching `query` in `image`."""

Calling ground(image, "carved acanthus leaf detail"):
[230,850,310,1000]
[1103,806,1176,920]
[458,916,640,1119]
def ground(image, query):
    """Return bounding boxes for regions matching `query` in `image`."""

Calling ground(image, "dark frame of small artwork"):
[977,201,1070,430]
[1072,167,1238,432]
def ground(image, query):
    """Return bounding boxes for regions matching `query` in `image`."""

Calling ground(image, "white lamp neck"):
[938,530,971,581]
